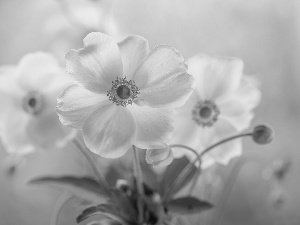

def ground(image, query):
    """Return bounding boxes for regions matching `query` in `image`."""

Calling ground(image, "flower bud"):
[252,125,274,144]
[146,145,173,167]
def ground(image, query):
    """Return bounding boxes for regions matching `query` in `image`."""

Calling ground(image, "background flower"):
[171,54,261,168]
[57,32,194,158]
[0,52,75,155]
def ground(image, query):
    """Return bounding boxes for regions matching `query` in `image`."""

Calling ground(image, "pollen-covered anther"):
[107,77,140,107]
[22,91,44,116]
[192,100,220,127]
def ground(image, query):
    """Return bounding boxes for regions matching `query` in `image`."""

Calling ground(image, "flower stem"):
[132,146,144,224]
[73,138,110,193]
[200,132,253,158]
[209,153,264,225]
[165,132,253,200]
[166,145,202,198]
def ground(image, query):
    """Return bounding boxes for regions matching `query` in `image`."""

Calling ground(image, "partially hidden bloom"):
[171,54,261,168]
[146,146,173,167]
[56,32,194,158]
[0,52,75,155]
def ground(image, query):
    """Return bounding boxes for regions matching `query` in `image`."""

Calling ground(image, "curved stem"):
[50,192,74,225]
[165,132,253,201]
[169,144,202,195]
[163,145,201,201]
[200,132,253,158]
[209,153,264,225]
[132,146,144,224]
[73,138,110,193]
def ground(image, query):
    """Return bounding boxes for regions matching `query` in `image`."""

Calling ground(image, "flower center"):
[22,91,44,116]
[107,77,139,107]
[192,100,220,127]
[116,85,131,99]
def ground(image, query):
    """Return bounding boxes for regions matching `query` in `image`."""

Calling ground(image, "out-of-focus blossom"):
[171,54,261,168]
[57,32,194,158]
[0,52,75,155]
[44,0,121,63]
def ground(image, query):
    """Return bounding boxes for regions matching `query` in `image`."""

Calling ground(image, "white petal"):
[217,76,261,131]
[132,45,194,108]
[0,106,34,155]
[27,111,76,150]
[17,52,64,92]
[146,146,173,167]
[187,54,243,100]
[200,119,242,166]
[82,104,136,158]
[118,35,150,79]
[171,91,202,158]
[57,84,109,129]
[128,104,173,149]
[66,32,123,94]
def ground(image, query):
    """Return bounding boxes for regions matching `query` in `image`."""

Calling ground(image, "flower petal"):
[217,76,261,131]
[200,119,242,166]
[171,91,202,158]
[118,35,150,79]
[128,104,173,149]
[66,32,123,94]
[187,54,243,100]
[17,52,64,92]
[132,45,194,108]
[57,84,109,129]
[27,111,76,150]
[146,146,173,167]
[82,104,136,158]
[0,105,34,155]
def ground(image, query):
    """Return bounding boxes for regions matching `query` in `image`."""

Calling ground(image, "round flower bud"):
[252,125,274,144]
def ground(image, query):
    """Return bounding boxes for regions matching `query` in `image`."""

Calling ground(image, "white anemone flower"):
[56,32,194,158]
[171,54,261,168]
[0,52,75,155]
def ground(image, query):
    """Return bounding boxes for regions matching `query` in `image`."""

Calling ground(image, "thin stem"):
[132,146,144,224]
[50,193,74,225]
[163,145,201,201]
[73,138,110,193]
[200,132,253,157]
[209,153,264,225]
[169,144,202,195]
[165,132,253,201]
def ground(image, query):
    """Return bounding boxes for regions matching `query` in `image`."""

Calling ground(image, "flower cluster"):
[0,14,274,225]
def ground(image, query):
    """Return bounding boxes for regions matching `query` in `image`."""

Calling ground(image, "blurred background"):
[0,0,299,224]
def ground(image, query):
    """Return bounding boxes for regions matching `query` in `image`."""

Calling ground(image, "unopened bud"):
[252,125,274,144]
[146,145,173,167]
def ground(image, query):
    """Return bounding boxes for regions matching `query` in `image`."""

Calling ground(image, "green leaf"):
[30,176,110,204]
[166,197,213,215]
[160,156,197,196]
[77,204,115,223]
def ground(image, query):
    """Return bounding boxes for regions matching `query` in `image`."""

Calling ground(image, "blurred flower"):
[171,54,261,168]
[44,0,121,63]
[57,32,194,158]
[0,52,75,155]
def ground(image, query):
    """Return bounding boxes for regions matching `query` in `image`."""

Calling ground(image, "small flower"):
[0,52,75,155]
[252,124,274,145]
[146,145,173,167]
[57,32,194,158]
[171,54,261,168]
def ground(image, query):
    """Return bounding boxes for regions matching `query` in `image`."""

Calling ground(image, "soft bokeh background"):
[0,0,299,224]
